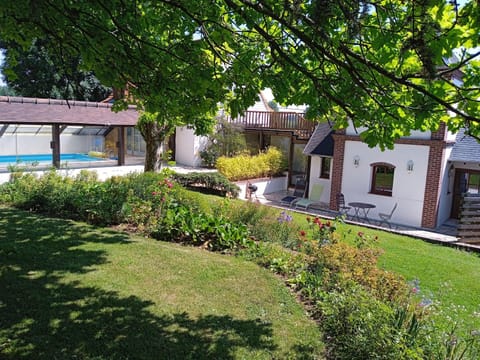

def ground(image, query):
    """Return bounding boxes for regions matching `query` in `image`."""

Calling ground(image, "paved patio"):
[255,190,480,253]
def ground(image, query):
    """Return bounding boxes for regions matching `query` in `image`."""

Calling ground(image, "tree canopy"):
[1,38,111,101]
[0,0,479,150]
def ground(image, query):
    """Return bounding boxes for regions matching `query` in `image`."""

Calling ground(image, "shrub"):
[172,171,240,198]
[319,283,425,360]
[216,147,286,181]
[199,117,248,167]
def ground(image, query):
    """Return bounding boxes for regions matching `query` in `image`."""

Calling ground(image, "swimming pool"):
[0,153,106,165]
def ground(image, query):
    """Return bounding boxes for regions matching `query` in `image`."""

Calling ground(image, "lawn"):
[0,207,324,359]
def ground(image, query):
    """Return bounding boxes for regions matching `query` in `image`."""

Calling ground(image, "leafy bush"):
[224,202,302,248]
[319,283,425,360]
[216,147,286,181]
[172,171,240,198]
[199,117,248,167]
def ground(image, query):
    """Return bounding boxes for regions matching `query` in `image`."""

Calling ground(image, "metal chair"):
[336,193,351,216]
[378,203,398,228]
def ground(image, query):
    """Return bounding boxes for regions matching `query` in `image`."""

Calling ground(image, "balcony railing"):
[226,111,315,139]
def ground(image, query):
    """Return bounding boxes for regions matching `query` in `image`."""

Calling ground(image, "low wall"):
[236,176,288,199]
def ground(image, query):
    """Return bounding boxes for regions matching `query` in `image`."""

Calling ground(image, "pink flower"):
[152,191,157,196]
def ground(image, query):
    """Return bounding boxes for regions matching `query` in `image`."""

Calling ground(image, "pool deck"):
[0,161,477,252]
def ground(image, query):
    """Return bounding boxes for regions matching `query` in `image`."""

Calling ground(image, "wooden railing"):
[458,194,480,243]
[226,111,315,139]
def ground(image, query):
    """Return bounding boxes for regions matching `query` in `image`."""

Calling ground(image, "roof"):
[303,123,334,156]
[450,128,480,162]
[0,96,138,127]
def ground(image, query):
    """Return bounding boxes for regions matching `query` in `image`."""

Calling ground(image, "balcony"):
[226,111,315,140]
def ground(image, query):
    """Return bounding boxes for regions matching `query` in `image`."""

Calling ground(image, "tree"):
[217,0,480,148]
[0,0,479,162]
[1,39,111,102]
[0,1,264,171]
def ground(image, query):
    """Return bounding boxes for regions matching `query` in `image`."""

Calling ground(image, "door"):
[451,170,480,219]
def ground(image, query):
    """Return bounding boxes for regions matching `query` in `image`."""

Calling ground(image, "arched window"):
[370,163,395,196]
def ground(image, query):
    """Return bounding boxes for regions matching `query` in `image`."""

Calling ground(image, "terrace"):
[225,111,315,140]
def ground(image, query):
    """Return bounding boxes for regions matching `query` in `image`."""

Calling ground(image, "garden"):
[0,168,480,359]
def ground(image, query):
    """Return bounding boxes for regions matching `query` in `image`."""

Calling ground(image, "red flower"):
[152,191,157,196]
[326,221,331,227]
[313,217,320,224]
[357,231,364,237]
[299,230,306,237]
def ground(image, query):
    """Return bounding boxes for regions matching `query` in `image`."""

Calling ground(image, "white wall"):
[308,156,332,205]
[175,126,208,167]
[0,134,102,155]
[436,147,454,226]
[342,141,430,227]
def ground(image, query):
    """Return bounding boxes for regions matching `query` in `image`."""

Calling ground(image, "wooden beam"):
[288,134,294,186]
[117,127,125,166]
[51,124,61,168]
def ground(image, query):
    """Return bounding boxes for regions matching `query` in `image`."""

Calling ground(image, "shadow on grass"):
[0,208,277,359]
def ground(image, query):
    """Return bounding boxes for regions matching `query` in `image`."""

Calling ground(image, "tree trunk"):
[144,137,164,172]
[137,116,175,172]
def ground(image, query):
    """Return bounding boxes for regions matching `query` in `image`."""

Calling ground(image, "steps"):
[458,195,480,243]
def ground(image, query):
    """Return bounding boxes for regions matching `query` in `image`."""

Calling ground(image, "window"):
[320,157,331,179]
[467,173,480,194]
[371,163,395,196]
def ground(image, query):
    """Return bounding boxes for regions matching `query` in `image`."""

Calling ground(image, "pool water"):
[0,153,105,165]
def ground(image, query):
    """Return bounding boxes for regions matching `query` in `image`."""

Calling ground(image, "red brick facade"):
[330,131,346,210]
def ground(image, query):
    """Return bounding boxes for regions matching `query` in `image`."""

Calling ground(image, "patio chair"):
[280,177,307,206]
[336,193,351,216]
[294,183,324,210]
[378,203,397,228]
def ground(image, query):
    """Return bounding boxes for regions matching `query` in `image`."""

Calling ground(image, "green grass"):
[0,207,323,359]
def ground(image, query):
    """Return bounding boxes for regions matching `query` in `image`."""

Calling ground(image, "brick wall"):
[330,132,346,210]
[421,141,446,228]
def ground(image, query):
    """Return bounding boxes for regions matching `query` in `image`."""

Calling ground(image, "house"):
[304,121,480,229]
[175,90,315,187]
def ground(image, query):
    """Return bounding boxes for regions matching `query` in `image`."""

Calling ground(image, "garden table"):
[348,202,376,223]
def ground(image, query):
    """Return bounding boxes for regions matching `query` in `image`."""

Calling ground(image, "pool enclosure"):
[0,96,139,168]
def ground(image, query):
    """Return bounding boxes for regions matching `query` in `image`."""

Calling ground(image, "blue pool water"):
[0,153,105,165]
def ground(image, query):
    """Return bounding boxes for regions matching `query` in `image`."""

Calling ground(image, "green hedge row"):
[172,171,239,198]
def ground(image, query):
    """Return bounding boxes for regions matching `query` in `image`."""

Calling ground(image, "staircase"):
[457,194,480,243]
